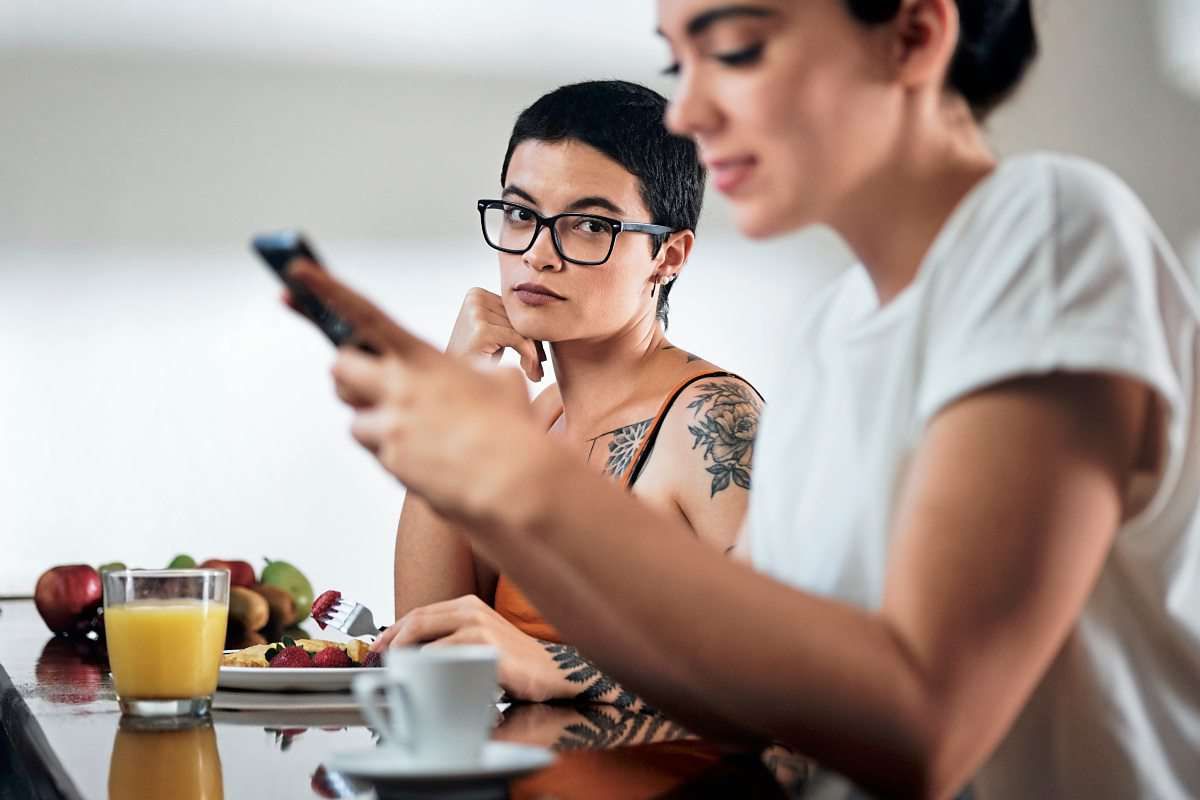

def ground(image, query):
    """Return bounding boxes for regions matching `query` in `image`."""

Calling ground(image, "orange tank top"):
[493,370,754,643]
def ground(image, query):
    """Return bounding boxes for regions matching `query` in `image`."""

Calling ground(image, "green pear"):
[260,558,314,623]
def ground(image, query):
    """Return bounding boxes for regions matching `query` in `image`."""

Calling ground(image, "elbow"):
[861,714,972,800]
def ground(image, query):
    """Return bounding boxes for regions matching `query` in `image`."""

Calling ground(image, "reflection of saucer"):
[328,742,555,799]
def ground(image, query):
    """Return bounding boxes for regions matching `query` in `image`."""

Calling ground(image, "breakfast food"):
[269,645,316,668]
[312,647,354,669]
[221,637,370,668]
[311,590,341,629]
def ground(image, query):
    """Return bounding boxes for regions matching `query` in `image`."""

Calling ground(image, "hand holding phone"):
[252,230,378,354]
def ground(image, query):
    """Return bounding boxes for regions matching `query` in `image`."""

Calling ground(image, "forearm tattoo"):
[543,641,654,712]
[686,381,762,497]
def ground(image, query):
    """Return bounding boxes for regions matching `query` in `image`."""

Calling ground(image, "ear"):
[653,229,695,282]
[891,0,958,94]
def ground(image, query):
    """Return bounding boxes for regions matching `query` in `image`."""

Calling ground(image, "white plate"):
[218,665,373,692]
[212,690,368,712]
[328,741,554,792]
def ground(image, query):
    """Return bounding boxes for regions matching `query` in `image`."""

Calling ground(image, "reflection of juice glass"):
[108,715,224,800]
[103,569,229,717]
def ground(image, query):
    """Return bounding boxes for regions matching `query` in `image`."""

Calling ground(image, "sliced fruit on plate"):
[312,647,353,668]
[267,645,314,668]
[222,637,370,668]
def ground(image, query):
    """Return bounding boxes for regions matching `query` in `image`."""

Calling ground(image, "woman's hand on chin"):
[447,287,544,382]
[372,594,563,703]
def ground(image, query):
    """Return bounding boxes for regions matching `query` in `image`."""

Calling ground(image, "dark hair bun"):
[845,0,1038,119]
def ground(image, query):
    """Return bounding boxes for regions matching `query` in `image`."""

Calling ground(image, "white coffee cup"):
[352,645,499,767]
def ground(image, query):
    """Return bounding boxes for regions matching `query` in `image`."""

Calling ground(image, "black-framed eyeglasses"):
[477,199,674,266]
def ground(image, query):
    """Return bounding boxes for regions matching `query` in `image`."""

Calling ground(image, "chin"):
[733,186,819,239]
[734,203,795,240]
[506,309,561,342]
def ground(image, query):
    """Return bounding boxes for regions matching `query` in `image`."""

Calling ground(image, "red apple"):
[34,565,103,637]
[199,558,256,588]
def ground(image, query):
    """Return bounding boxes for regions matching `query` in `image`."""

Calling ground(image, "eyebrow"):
[565,195,624,215]
[501,186,625,217]
[658,4,777,38]
[502,185,539,206]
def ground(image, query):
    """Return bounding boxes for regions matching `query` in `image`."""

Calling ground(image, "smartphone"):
[251,230,377,353]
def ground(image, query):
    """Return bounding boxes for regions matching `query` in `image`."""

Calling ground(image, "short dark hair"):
[843,0,1038,120]
[500,80,705,328]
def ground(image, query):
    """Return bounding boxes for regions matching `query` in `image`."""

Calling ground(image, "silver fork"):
[316,597,385,639]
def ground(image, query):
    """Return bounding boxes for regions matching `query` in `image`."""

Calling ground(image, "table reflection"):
[7,594,813,800]
[108,716,224,800]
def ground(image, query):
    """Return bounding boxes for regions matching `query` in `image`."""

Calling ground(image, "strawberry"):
[362,650,383,669]
[312,646,353,669]
[266,645,313,668]
[311,590,341,630]
[310,765,340,799]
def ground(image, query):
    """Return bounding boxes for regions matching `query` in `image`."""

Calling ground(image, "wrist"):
[479,435,570,539]
[530,643,576,703]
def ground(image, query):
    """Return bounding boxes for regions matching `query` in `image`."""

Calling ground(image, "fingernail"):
[286,259,315,280]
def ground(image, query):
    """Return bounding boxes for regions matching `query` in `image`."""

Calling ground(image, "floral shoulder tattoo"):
[686,381,762,497]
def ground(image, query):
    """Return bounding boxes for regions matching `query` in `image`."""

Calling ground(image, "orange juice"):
[105,600,228,699]
[109,720,223,800]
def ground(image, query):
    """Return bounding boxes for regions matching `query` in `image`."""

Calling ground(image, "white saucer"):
[328,741,555,796]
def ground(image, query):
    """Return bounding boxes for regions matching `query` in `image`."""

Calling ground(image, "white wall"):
[0,234,847,612]
[989,0,1200,252]
[3,0,1197,608]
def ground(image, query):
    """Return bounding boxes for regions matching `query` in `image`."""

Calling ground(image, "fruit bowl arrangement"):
[32,556,315,649]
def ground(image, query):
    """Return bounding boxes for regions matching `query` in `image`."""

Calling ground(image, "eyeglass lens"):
[482,203,615,264]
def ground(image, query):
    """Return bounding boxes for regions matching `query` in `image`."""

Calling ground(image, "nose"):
[522,224,565,272]
[664,67,722,139]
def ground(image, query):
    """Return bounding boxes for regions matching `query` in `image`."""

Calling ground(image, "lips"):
[513,283,565,306]
[706,155,758,194]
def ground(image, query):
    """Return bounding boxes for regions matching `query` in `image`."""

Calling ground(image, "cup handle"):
[353,673,415,751]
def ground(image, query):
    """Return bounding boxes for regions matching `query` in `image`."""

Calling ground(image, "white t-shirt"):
[746,153,1200,799]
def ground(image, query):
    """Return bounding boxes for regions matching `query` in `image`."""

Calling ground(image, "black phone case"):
[251,231,376,353]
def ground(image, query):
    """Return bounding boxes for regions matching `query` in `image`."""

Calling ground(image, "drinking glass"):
[103,569,229,717]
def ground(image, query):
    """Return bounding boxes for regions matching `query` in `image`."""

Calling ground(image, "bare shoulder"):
[530,383,563,430]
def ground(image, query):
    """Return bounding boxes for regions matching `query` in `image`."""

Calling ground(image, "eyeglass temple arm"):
[618,222,675,234]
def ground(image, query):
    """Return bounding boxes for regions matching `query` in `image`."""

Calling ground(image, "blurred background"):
[2,0,1198,617]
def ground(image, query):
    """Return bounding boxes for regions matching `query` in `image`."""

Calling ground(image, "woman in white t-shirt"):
[290,0,1200,796]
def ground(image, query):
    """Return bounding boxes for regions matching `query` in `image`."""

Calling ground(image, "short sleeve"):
[917,156,1185,428]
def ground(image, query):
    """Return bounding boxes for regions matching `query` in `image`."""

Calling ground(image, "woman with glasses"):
[371,80,763,708]
[294,0,1200,795]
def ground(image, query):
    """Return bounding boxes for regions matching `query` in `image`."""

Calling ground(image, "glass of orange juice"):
[103,569,229,717]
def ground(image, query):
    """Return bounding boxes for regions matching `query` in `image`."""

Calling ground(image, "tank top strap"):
[623,370,763,489]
